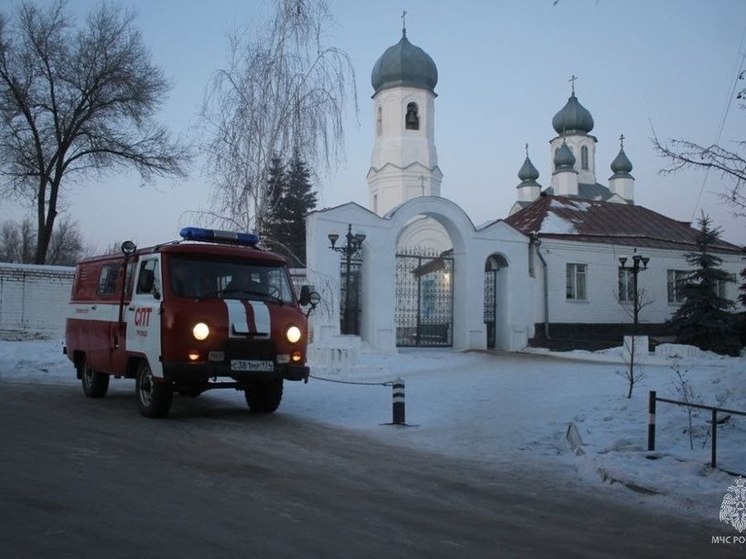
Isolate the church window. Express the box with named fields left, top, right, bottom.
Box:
left=376, top=107, right=382, bottom=136
left=405, top=102, right=419, bottom=130
left=618, top=269, right=634, bottom=302
left=667, top=269, right=689, bottom=304
left=581, top=146, right=589, bottom=170
left=566, top=263, right=587, bottom=300
left=716, top=273, right=736, bottom=300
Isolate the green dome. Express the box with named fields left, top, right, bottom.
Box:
left=554, top=141, right=576, bottom=170
left=552, top=93, right=594, bottom=135
left=611, top=147, right=633, bottom=176
left=518, top=156, right=540, bottom=182
left=371, top=31, right=438, bottom=94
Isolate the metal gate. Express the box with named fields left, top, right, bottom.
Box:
left=395, top=247, right=453, bottom=347
left=484, top=269, right=496, bottom=349
left=339, top=260, right=362, bottom=335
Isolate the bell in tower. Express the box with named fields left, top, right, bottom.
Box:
left=405, top=102, right=420, bottom=130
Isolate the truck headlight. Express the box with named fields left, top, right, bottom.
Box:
left=193, top=322, right=210, bottom=341
left=285, top=325, right=302, bottom=344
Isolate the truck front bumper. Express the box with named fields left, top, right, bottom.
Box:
left=162, top=361, right=310, bottom=383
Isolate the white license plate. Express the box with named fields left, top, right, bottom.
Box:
left=231, top=360, right=274, bottom=372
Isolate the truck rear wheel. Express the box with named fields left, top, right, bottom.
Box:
left=80, top=361, right=109, bottom=398
left=244, top=379, right=283, bottom=413
left=136, top=361, right=173, bottom=418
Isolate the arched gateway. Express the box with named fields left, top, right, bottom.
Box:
left=305, top=197, right=532, bottom=353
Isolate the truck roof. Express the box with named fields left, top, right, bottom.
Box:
left=76, top=241, right=289, bottom=267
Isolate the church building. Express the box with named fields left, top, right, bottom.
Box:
left=306, top=25, right=744, bottom=354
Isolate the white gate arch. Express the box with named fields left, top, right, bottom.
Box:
left=306, top=197, right=532, bottom=353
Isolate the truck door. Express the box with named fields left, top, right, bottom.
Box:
left=126, top=257, right=164, bottom=377
left=110, top=259, right=136, bottom=374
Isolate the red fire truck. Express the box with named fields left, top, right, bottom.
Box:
left=64, top=227, right=318, bottom=418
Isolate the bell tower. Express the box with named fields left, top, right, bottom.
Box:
left=368, top=20, right=442, bottom=216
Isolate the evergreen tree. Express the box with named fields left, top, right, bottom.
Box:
left=258, top=156, right=287, bottom=240
left=283, top=150, right=318, bottom=265
left=667, top=214, right=741, bottom=356
left=258, top=151, right=317, bottom=266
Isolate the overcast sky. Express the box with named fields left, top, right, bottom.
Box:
left=5, top=0, right=746, bottom=249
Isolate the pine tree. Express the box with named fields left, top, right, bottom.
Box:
left=667, top=214, right=741, bottom=356
left=271, top=150, right=317, bottom=266
left=258, top=151, right=317, bottom=266
left=258, top=156, right=287, bottom=246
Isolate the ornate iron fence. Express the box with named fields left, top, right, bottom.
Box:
left=484, top=269, right=496, bottom=349
left=339, top=259, right=362, bottom=335
left=395, top=247, right=453, bottom=347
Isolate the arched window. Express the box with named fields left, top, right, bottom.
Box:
left=581, top=146, right=589, bottom=170
left=376, top=106, right=382, bottom=136
left=405, top=102, right=419, bottom=130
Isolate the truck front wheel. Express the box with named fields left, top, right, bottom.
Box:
left=80, top=360, right=109, bottom=398
left=244, top=379, right=283, bottom=413
left=136, top=361, right=173, bottom=418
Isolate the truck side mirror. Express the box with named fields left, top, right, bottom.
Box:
left=299, top=285, right=320, bottom=314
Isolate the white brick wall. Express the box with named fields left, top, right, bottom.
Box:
left=0, top=263, right=74, bottom=335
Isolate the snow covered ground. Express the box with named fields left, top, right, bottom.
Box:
left=1, top=333, right=744, bottom=527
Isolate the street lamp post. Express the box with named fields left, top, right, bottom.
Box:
left=618, top=253, right=650, bottom=335
left=618, top=252, right=649, bottom=398
left=328, top=224, right=365, bottom=334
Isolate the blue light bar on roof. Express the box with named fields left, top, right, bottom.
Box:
left=179, top=227, right=260, bottom=247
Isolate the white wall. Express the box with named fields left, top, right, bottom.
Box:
left=0, top=263, right=74, bottom=335
left=531, top=238, right=744, bottom=326
left=306, top=197, right=532, bottom=352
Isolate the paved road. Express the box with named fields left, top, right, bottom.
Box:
left=0, top=380, right=742, bottom=558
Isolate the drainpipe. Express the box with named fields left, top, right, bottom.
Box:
left=531, top=234, right=550, bottom=339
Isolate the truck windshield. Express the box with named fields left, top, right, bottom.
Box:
left=169, top=255, right=296, bottom=304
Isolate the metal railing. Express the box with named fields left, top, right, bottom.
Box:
left=648, top=390, right=746, bottom=469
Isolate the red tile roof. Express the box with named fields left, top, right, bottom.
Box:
left=504, top=195, right=743, bottom=254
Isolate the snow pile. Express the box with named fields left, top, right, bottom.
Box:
left=1, top=335, right=744, bottom=522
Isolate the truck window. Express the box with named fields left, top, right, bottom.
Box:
left=97, top=263, right=120, bottom=296
left=169, top=255, right=294, bottom=303
left=136, top=259, right=160, bottom=296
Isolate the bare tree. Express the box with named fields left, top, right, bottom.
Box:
left=654, top=138, right=746, bottom=217
left=200, top=0, right=357, bottom=232
left=0, top=216, right=85, bottom=265
left=0, top=218, right=34, bottom=263
left=653, top=74, right=746, bottom=217
left=614, top=285, right=654, bottom=399
left=45, top=217, right=83, bottom=265
left=0, top=1, right=190, bottom=264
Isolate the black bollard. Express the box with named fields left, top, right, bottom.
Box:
left=392, top=378, right=405, bottom=425
left=648, top=391, right=656, bottom=451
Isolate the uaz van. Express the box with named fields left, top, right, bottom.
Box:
left=64, top=227, right=317, bottom=418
